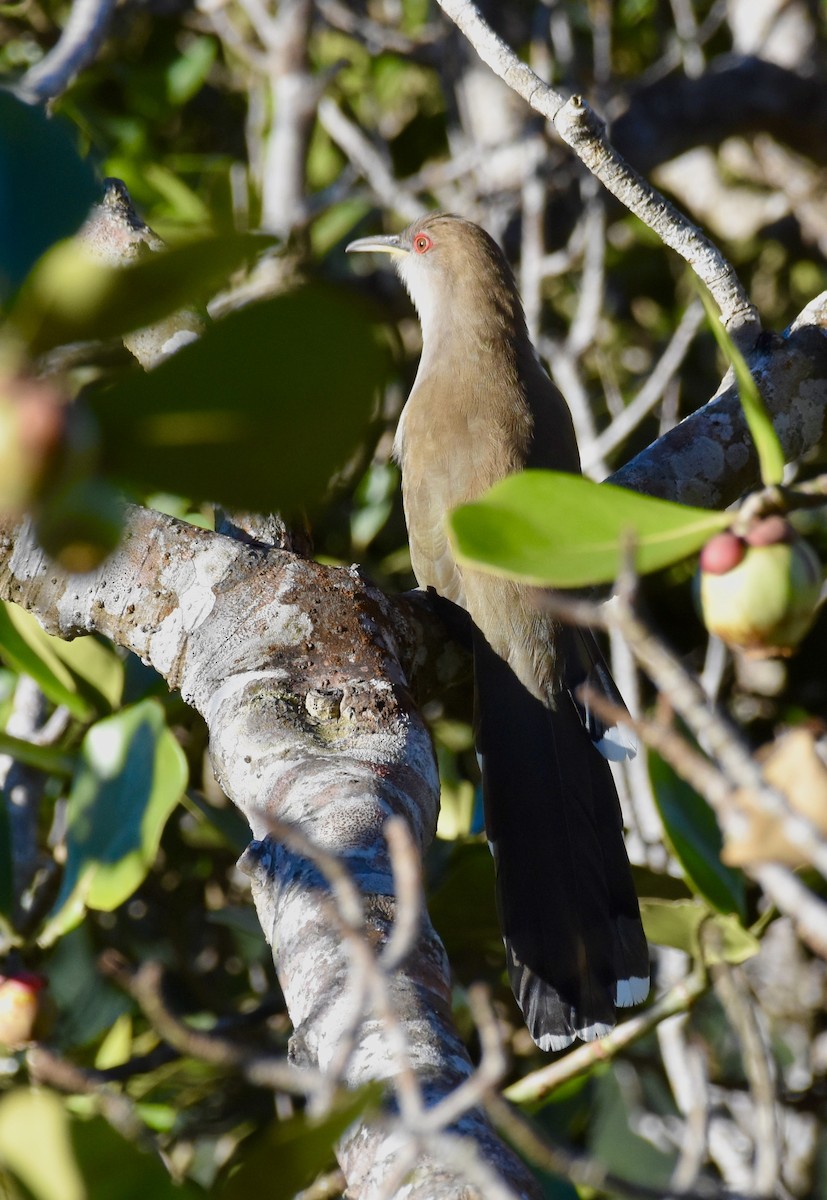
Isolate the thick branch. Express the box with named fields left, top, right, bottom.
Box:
left=0, top=507, right=537, bottom=1199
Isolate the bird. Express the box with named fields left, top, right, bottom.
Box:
left=346, top=213, right=649, bottom=1051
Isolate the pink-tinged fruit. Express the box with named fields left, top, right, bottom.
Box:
left=698, top=525, right=822, bottom=657
left=698, top=531, right=746, bottom=575
left=0, top=971, right=49, bottom=1049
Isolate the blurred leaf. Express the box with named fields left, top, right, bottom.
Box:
left=0, top=731, right=74, bottom=776
left=697, top=286, right=785, bottom=487
left=640, top=897, right=706, bottom=955
left=650, top=753, right=746, bottom=918
left=0, top=93, right=97, bottom=300
left=182, top=789, right=250, bottom=854
left=45, top=924, right=131, bottom=1048
left=0, top=1089, right=85, bottom=1200
left=41, top=699, right=187, bottom=944
left=449, top=471, right=730, bottom=587
left=70, top=1112, right=204, bottom=1199
left=94, top=1013, right=133, bottom=1070
left=88, top=284, right=390, bottom=514
left=429, top=841, right=501, bottom=968
left=221, top=1083, right=382, bottom=1200
left=35, top=477, right=125, bottom=573
left=640, top=898, right=759, bottom=965
left=436, top=778, right=476, bottom=840
left=0, top=602, right=91, bottom=720
left=703, top=913, right=760, bottom=965
left=589, top=1068, right=675, bottom=1188
left=13, top=232, right=271, bottom=354
left=46, top=634, right=125, bottom=712
left=142, top=162, right=212, bottom=225
left=166, top=35, right=217, bottom=105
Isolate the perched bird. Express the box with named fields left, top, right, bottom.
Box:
left=347, top=214, right=649, bottom=1051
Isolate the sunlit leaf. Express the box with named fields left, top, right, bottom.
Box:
left=40, top=700, right=187, bottom=944
left=0, top=1090, right=84, bottom=1200
left=449, top=471, right=730, bottom=587
left=640, top=898, right=759, bottom=964
left=0, top=602, right=90, bottom=720
left=697, top=286, right=785, bottom=487
left=640, top=897, right=706, bottom=956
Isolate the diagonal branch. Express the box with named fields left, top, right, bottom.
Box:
left=434, top=0, right=758, bottom=337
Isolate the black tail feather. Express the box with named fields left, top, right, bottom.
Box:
left=474, top=631, right=649, bottom=1051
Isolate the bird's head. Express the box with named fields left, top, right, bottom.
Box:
left=347, top=213, right=526, bottom=350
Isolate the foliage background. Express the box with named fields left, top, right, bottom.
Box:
left=1, top=1, right=827, bottom=1197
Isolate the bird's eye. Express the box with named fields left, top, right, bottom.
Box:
left=413, top=233, right=432, bottom=254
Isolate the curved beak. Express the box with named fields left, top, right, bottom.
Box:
left=345, top=233, right=408, bottom=256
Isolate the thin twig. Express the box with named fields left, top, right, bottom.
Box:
left=583, top=300, right=705, bottom=470
left=17, top=0, right=117, bottom=102
left=708, top=950, right=779, bottom=1198
left=434, top=0, right=758, bottom=336
left=104, top=958, right=324, bottom=1097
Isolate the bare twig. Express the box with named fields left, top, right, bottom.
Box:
left=17, top=0, right=117, bottom=102
left=708, top=951, right=779, bottom=1197
left=317, top=98, right=424, bottom=222
left=434, top=0, right=758, bottom=336
left=582, top=300, right=705, bottom=470
left=105, top=958, right=325, bottom=1098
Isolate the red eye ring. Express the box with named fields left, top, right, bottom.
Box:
left=413, top=233, right=432, bottom=254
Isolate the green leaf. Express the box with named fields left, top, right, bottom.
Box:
left=0, top=731, right=74, bottom=777
left=88, top=284, right=390, bottom=514
left=0, top=93, right=98, bottom=300
left=45, top=924, right=131, bottom=1047
left=45, top=634, right=125, bottom=712
left=640, top=899, right=759, bottom=965
left=449, top=471, right=730, bottom=587
left=649, top=753, right=746, bottom=918
left=0, top=1089, right=85, bottom=1200
left=0, top=603, right=90, bottom=720
left=697, top=286, right=785, bottom=487
left=166, top=35, right=217, bottom=105
left=13, top=232, right=271, bottom=354
left=221, top=1084, right=382, bottom=1200
left=70, top=1113, right=204, bottom=1199
left=640, top=897, right=706, bottom=955
left=40, top=700, right=187, bottom=944
left=703, top=913, right=760, bottom=966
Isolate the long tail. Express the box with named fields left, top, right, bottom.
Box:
left=474, top=631, right=649, bottom=1051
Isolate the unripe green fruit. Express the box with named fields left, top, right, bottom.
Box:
left=698, top=528, right=822, bottom=657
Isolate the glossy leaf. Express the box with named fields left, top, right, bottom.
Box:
left=0, top=602, right=90, bottom=720
left=0, top=93, right=97, bottom=300
left=41, top=700, right=187, bottom=944
left=88, top=284, right=390, bottom=514
left=649, top=753, right=746, bottom=918
left=697, top=287, right=785, bottom=487
left=450, top=471, right=730, bottom=587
